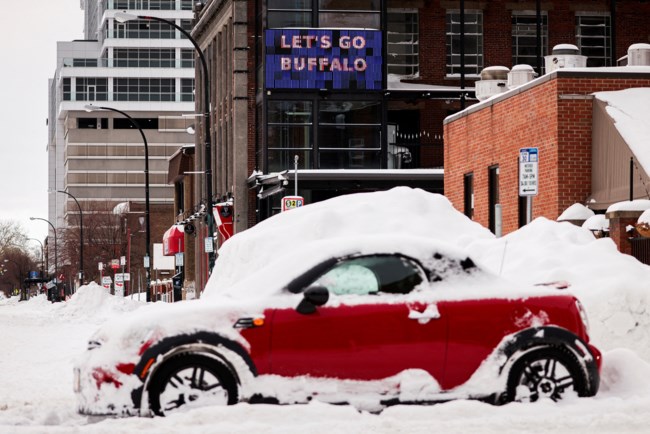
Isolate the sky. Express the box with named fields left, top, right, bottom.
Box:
left=0, top=1, right=84, bottom=241
left=2, top=188, right=650, bottom=431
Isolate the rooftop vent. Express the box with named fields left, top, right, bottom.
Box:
left=544, top=44, right=587, bottom=73
left=627, top=43, right=650, bottom=66
left=475, top=66, right=509, bottom=101
left=507, top=64, right=536, bottom=89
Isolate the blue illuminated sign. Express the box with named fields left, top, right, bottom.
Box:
left=265, top=29, right=383, bottom=90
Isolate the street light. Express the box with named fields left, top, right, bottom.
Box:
left=29, top=217, right=58, bottom=302
left=84, top=104, right=151, bottom=302
left=115, top=11, right=216, bottom=272
left=57, top=190, right=84, bottom=286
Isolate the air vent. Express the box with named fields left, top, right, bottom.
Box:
left=544, top=44, right=587, bottom=73
left=627, top=43, right=650, bottom=66
left=475, top=66, right=510, bottom=101
left=507, top=64, right=536, bottom=89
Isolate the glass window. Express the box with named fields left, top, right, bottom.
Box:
left=181, top=78, right=195, bottom=102
left=318, top=101, right=381, bottom=169
left=576, top=13, right=612, bottom=67
left=312, top=255, right=424, bottom=296
left=116, top=20, right=175, bottom=39
left=63, top=78, right=71, bottom=101
left=446, top=10, right=483, bottom=76
left=268, top=0, right=312, bottom=28
left=464, top=172, right=474, bottom=219
left=512, top=12, right=547, bottom=72
left=387, top=9, right=419, bottom=76
left=114, top=78, right=175, bottom=101
left=114, top=48, right=175, bottom=67
left=181, top=49, right=195, bottom=68
left=267, top=101, right=313, bottom=172
left=75, top=78, right=108, bottom=101
left=113, top=118, right=159, bottom=129
left=319, top=0, right=380, bottom=28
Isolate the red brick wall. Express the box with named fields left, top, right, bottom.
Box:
left=445, top=75, right=650, bottom=235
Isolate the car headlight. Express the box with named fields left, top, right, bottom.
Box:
left=575, top=299, right=590, bottom=335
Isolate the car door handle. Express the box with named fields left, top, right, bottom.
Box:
left=408, top=305, right=441, bottom=324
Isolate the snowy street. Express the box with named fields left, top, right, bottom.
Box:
left=1, top=294, right=650, bottom=433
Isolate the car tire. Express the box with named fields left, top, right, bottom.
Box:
left=148, top=353, right=238, bottom=416
left=506, top=346, right=588, bottom=403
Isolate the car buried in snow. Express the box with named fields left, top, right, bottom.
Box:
left=73, top=236, right=601, bottom=416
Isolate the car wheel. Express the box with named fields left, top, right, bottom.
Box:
left=506, top=347, right=588, bottom=403
left=148, top=353, right=238, bottom=416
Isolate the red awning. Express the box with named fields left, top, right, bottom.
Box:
left=163, top=225, right=184, bottom=256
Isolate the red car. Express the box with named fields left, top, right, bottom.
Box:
left=74, top=238, right=601, bottom=416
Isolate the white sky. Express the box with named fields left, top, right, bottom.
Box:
left=0, top=1, right=84, bottom=241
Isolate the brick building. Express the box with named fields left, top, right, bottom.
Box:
left=444, top=67, right=650, bottom=238
left=173, top=0, right=650, bottom=292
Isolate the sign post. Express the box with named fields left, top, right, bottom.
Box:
left=519, top=147, right=539, bottom=224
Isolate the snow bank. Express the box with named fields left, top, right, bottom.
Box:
left=557, top=203, right=594, bottom=221
left=469, top=218, right=650, bottom=360
left=3, top=283, right=147, bottom=325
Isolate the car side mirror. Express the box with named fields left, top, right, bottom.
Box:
left=296, top=285, right=329, bottom=315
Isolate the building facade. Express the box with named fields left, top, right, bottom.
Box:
left=181, top=0, right=650, bottom=292
left=445, top=69, right=650, bottom=237
left=48, top=0, right=196, bottom=289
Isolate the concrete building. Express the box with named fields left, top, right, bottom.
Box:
left=48, top=0, right=196, bottom=290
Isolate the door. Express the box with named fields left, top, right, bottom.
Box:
left=269, top=255, right=448, bottom=383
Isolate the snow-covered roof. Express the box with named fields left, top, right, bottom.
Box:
left=606, top=199, right=650, bottom=213
left=594, top=88, right=650, bottom=176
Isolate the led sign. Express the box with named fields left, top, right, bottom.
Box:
left=265, top=29, right=382, bottom=90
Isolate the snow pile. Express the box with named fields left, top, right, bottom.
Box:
left=55, top=282, right=146, bottom=323
left=205, top=187, right=493, bottom=297
left=557, top=203, right=594, bottom=221
left=582, top=214, right=609, bottom=231
left=469, top=218, right=650, bottom=360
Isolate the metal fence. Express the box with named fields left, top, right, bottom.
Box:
left=630, top=237, right=650, bottom=265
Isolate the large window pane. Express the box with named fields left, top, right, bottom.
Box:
left=446, top=10, right=483, bottom=76
left=268, top=150, right=312, bottom=172
left=576, top=14, right=611, bottom=67
left=267, top=100, right=313, bottom=171
left=319, top=0, right=380, bottom=10
left=512, top=12, right=547, bottom=71
left=319, top=12, right=380, bottom=29
left=388, top=10, right=419, bottom=76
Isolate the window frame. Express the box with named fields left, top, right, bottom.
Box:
left=445, top=9, right=484, bottom=77
left=575, top=12, right=612, bottom=67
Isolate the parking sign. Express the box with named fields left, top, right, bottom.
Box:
left=519, top=148, right=539, bottom=196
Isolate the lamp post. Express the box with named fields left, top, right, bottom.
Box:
left=115, top=11, right=216, bottom=273
left=29, top=217, right=58, bottom=302
left=27, top=238, right=45, bottom=279
left=85, top=104, right=152, bottom=302
left=57, top=190, right=84, bottom=287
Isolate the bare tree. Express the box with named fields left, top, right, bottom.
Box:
left=0, top=220, right=38, bottom=297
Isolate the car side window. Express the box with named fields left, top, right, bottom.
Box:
left=312, top=255, right=424, bottom=296
left=314, top=263, right=379, bottom=295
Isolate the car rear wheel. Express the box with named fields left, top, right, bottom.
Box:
left=148, top=353, right=238, bottom=416
left=506, top=347, right=588, bottom=403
